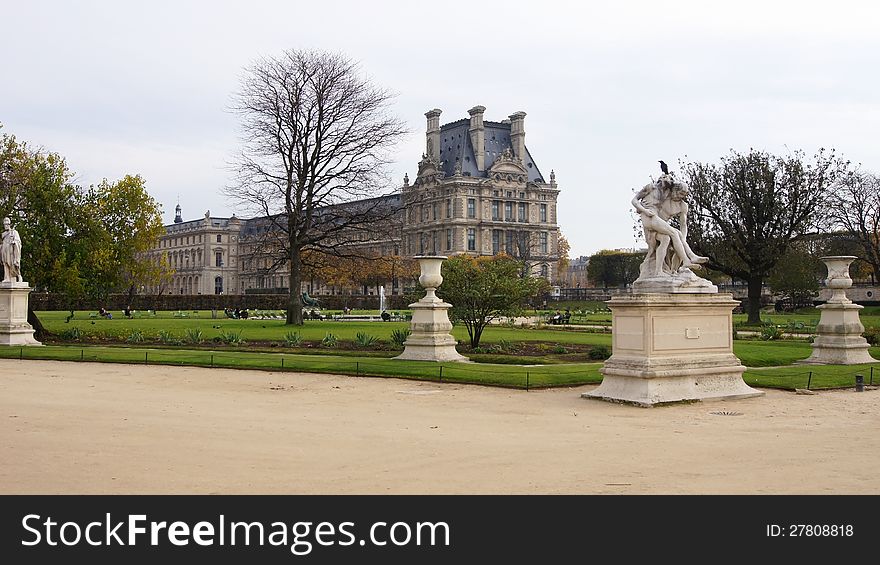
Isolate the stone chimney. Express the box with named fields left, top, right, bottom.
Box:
left=468, top=105, right=486, bottom=171
left=425, top=109, right=442, bottom=161
left=509, top=111, right=526, bottom=162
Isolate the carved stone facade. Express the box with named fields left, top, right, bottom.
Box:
left=145, top=106, right=560, bottom=295
left=143, top=206, right=244, bottom=295
left=402, top=106, right=560, bottom=280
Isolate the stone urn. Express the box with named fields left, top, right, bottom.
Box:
left=799, top=255, right=876, bottom=364
left=821, top=256, right=857, bottom=304
left=393, top=255, right=466, bottom=362
left=416, top=255, right=446, bottom=303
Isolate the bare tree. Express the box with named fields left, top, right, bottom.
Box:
left=828, top=170, right=880, bottom=282
left=226, top=49, right=407, bottom=325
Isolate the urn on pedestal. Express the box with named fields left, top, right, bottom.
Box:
left=393, top=256, right=467, bottom=362
left=800, top=256, right=876, bottom=365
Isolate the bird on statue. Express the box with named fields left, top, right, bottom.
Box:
left=658, top=160, right=669, bottom=175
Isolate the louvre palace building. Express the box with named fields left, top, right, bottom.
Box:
left=145, top=106, right=561, bottom=296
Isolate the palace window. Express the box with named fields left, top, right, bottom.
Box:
left=540, top=204, right=547, bottom=223
left=518, top=202, right=527, bottom=222
left=467, top=198, right=476, bottom=219
left=492, top=200, right=500, bottom=220
left=504, top=202, right=513, bottom=221
left=540, top=232, right=548, bottom=254
left=467, top=228, right=476, bottom=251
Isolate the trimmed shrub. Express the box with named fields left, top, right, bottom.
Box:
left=588, top=345, right=611, bottom=360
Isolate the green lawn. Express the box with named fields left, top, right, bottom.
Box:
left=21, top=309, right=880, bottom=390
left=37, top=310, right=614, bottom=346
left=0, top=345, right=601, bottom=389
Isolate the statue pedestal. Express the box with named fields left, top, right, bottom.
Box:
left=583, top=293, right=761, bottom=407
left=0, top=282, right=42, bottom=346
left=394, top=297, right=467, bottom=362
left=798, top=256, right=876, bottom=365
left=394, top=256, right=467, bottom=362
left=799, top=302, right=875, bottom=365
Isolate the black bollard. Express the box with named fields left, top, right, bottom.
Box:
left=855, top=374, right=864, bottom=392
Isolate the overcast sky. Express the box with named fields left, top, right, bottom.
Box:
left=3, top=0, right=879, bottom=258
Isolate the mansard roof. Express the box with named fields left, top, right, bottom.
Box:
left=239, top=193, right=403, bottom=237
left=437, top=120, right=545, bottom=182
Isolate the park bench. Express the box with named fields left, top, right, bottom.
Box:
left=547, top=313, right=571, bottom=325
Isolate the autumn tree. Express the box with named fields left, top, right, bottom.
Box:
left=438, top=254, right=547, bottom=348
left=682, top=148, right=849, bottom=323
left=0, top=128, right=166, bottom=333
left=828, top=170, right=880, bottom=282
left=86, top=175, right=167, bottom=303
left=0, top=130, right=94, bottom=335
left=556, top=233, right=571, bottom=283
left=226, top=49, right=407, bottom=325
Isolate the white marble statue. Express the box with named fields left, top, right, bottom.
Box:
left=1, top=217, right=23, bottom=284
left=631, top=174, right=715, bottom=292
left=379, top=285, right=386, bottom=313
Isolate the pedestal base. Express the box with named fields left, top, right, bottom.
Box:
left=799, top=302, right=876, bottom=365
left=393, top=298, right=467, bottom=362
left=583, top=293, right=761, bottom=407
left=0, top=283, right=42, bottom=346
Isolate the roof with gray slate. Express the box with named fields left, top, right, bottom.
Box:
left=437, top=120, right=545, bottom=182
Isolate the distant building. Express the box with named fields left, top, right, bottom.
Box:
left=144, top=207, right=243, bottom=295
left=144, top=106, right=561, bottom=295
left=560, top=255, right=591, bottom=288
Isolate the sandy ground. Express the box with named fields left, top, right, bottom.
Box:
left=1, top=358, right=879, bottom=494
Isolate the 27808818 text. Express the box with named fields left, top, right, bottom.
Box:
left=766, top=524, right=854, bottom=537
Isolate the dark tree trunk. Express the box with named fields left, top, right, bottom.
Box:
left=747, top=275, right=764, bottom=324
left=27, top=304, right=47, bottom=340
left=471, top=324, right=485, bottom=349
left=287, top=246, right=304, bottom=325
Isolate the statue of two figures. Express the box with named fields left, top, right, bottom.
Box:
left=631, top=173, right=716, bottom=293
left=1, top=217, right=24, bottom=285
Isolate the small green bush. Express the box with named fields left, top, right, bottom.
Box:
left=218, top=329, right=245, bottom=345
left=284, top=331, right=303, bottom=347
left=390, top=328, right=411, bottom=348
left=760, top=325, right=783, bottom=341
left=552, top=345, right=568, bottom=354
left=185, top=328, right=203, bottom=345
left=355, top=332, right=378, bottom=347
left=863, top=327, right=880, bottom=346
left=588, top=345, right=611, bottom=360
left=321, top=332, right=338, bottom=348
left=58, top=327, right=84, bottom=341
left=158, top=329, right=180, bottom=345
left=125, top=330, right=145, bottom=344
